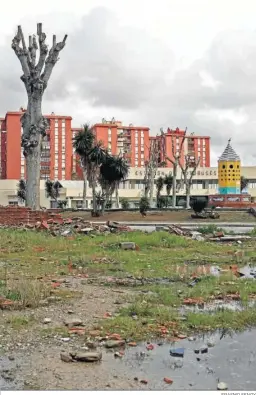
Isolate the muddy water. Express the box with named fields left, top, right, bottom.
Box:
left=0, top=356, right=24, bottom=390
left=106, top=329, right=256, bottom=390
left=1, top=330, right=256, bottom=390
left=180, top=300, right=256, bottom=314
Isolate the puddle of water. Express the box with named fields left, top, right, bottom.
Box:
left=180, top=300, right=256, bottom=314
left=0, top=356, right=24, bottom=390
left=105, top=329, right=256, bottom=390
left=237, top=266, right=256, bottom=279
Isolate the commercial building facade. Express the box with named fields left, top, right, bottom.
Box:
left=1, top=166, right=256, bottom=208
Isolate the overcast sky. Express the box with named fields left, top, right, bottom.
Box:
left=1, top=0, right=256, bottom=165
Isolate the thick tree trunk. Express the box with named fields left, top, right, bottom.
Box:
left=82, top=169, right=87, bottom=209
left=12, top=23, right=67, bottom=210
left=26, top=144, right=41, bottom=209
left=172, top=164, right=177, bottom=208
left=22, top=97, right=45, bottom=210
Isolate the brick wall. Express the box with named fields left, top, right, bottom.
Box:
left=0, top=206, right=63, bottom=226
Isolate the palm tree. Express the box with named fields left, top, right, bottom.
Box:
left=72, top=124, right=95, bottom=208
left=87, top=142, right=107, bottom=214
left=45, top=180, right=62, bottom=205
left=241, top=176, right=249, bottom=192
left=100, top=155, right=129, bottom=210
left=164, top=174, right=173, bottom=205
left=17, top=179, right=26, bottom=204
left=155, top=176, right=164, bottom=206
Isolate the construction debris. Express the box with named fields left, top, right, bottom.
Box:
left=0, top=217, right=132, bottom=237
left=208, top=235, right=252, bottom=242
left=168, top=225, right=191, bottom=237
left=165, top=225, right=252, bottom=244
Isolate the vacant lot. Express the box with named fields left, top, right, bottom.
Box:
left=61, top=209, right=256, bottom=223
left=0, top=229, right=256, bottom=389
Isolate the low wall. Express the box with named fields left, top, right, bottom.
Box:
left=0, top=206, right=63, bottom=226
left=208, top=194, right=256, bottom=209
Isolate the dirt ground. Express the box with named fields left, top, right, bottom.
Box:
left=61, top=210, right=256, bottom=223
left=0, top=279, right=136, bottom=390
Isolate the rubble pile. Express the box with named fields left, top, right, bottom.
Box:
left=168, top=225, right=252, bottom=243
left=0, top=217, right=132, bottom=236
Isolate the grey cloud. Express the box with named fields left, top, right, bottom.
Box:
left=1, top=10, right=256, bottom=165
left=47, top=7, right=174, bottom=109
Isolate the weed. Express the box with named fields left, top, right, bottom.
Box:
left=197, top=224, right=224, bottom=235
left=6, top=315, right=34, bottom=329
left=5, top=278, right=51, bottom=308
left=40, top=326, right=69, bottom=338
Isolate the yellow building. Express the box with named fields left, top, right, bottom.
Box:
left=218, top=139, right=241, bottom=194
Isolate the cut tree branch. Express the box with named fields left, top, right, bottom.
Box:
left=36, top=23, right=48, bottom=75
left=42, top=34, right=68, bottom=83
left=12, top=26, right=30, bottom=78
left=28, top=35, right=38, bottom=67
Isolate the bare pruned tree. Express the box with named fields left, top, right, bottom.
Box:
left=12, top=23, right=67, bottom=209
left=179, top=155, right=200, bottom=209
left=165, top=128, right=186, bottom=207
left=143, top=138, right=160, bottom=207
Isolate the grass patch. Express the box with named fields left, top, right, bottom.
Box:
left=5, top=315, right=35, bottom=329
left=4, top=278, right=51, bottom=308
left=185, top=308, right=256, bottom=331
left=1, top=229, right=256, bottom=339
left=40, top=326, right=70, bottom=338
left=100, top=305, right=256, bottom=339
left=197, top=224, right=224, bottom=234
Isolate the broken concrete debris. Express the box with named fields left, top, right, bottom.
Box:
left=0, top=215, right=132, bottom=236
left=168, top=225, right=252, bottom=243
left=60, top=351, right=102, bottom=363
left=169, top=347, right=185, bottom=358
left=120, top=242, right=136, bottom=250
left=217, top=382, right=228, bottom=390
left=105, top=340, right=126, bottom=348
left=236, top=266, right=256, bottom=279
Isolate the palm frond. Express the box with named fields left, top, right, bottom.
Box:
left=17, top=179, right=26, bottom=203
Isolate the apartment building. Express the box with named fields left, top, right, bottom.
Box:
left=155, top=127, right=210, bottom=168
left=0, top=109, right=211, bottom=183
left=0, top=109, right=73, bottom=180
left=71, top=127, right=83, bottom=179
left=71, top=119, right=151, bottom=180
left=92, top=118, right=150, bottom=167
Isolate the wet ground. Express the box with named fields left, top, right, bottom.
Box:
left=180, top=299, right=256, bottom=314
left=1, top=329, right=256, bottom=390
left=0, top=356, right=24, bottom=390
left=106, top=329, right=256, bottom=390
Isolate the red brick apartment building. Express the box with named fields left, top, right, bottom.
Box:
left=72, top=118, right=151, bottom=179
left=92, top=118, right=150, bottom=167
left=154, top=127, right=210, bottom=168
left=0, top=111, right=211, bottom=181
left=0, top=108, right=73, bottom=180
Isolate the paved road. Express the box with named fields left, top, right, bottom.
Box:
left=93, top=221, right=255, bottom=227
